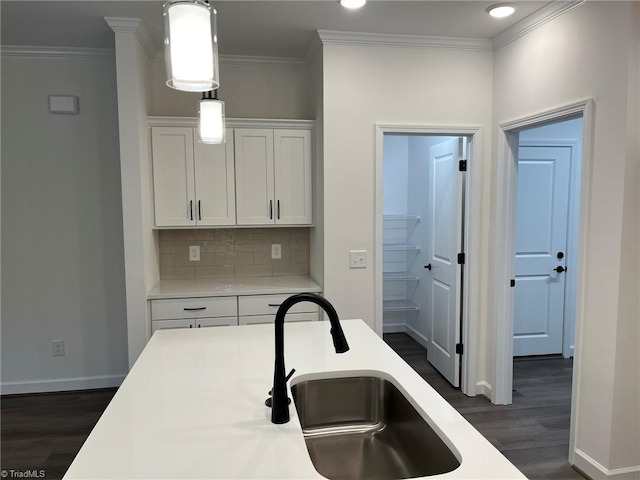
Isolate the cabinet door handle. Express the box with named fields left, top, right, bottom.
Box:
left=268, top=303, right=282, bottom=307
left=198, top=200, right=202, bottom=221
left=277, top=200, right=280, bottom=220
left=184, top=307, right=207, bottom=311
left=189, top=200, right=193, bottom=221
left=269, top=200, right=273, bottom=220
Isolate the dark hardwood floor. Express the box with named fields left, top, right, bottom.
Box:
left=1, top=334, right=582, bottom=479
left=1, top=388, right=117, bottom=479
left=384, top=333, right=584, bottom=480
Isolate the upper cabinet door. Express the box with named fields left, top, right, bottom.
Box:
left=151, top=127, right=196, bottom=227
left=194, top=128, right=236, bottom=226
left=234, top=129, right=275, bottom=225
left=274, top=130, right=312, bottom=225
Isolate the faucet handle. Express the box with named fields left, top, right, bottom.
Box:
left=285, top=368, right=296, bottom=383
left=265, top=368, right=296, bottom=407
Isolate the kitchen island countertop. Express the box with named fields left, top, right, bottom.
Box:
left=64, top=320, right=525, bottom=479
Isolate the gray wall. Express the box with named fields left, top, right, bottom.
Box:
left=1, top=54, right=128, bottom=392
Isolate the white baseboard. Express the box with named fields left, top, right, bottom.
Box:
left=1, top=374, right=126, bottom=395
left=405, top=325, right=429, bottom=349
left=574, top=448, right=640, bottom=479
left=383, top=323, right=406, bottom=334
left=476, top=380, right=493, bottom=400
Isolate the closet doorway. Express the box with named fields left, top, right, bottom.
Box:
left=380, top=133, right=468, bottom=388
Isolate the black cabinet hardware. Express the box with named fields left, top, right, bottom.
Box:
left=184, top=307, right=207, bottom=311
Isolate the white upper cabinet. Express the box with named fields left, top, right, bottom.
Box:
left=151, top=127, right=235, bottom=227
left=149, top=118, right=314, bottom=228
left=234, top=129, right=275, bottom=225
left=194, top=132, right=236, bottom=226
left=235, top=128, right=312, bottom=226
left=274, top=130, right=312, bottom=225
left=151, top=127, right=196, bottom=227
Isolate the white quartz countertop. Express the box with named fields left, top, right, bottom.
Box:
left=64, top=320, right=525, bottom=479
left=147, top=275, right=322, bottom=299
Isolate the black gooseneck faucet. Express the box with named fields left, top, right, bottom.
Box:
left=270, top=293, right=349, bottom=424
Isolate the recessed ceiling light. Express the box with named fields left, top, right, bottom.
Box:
left=486, top=4, right=517, bottom=18
left=340, top=0, right=366, bottom=9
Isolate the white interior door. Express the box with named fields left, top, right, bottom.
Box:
left=426, top=138, right=463, bottom=387
left=514, top=146, right=571, bottom=356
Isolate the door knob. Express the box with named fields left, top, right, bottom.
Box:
left=553, top=266, right=566, bottom=273
left=424, top=263, right=432, bottom=270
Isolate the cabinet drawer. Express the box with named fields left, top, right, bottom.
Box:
left=151, top=297, right=237, bottom=320
left=238, top=294, right=319, bottom=317
left=196, top=317, right=238, bottom=328
left=238, top=312, right=319, bottom=325
left=151, top=318, right=195, bottom=333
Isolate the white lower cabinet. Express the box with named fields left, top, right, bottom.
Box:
left=149, top=292, right=320, bottom=336
left=150, top=296, right=238, bottom=334
left=239, top=312, right=319, bottom=325
left=150, top=317, right=238, bottom=333
left=238, top=294, right=319, bottom=325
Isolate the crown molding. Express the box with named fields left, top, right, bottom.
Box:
left=492, top=0, right=586, bottom=50
left=153, top=51, right=306, bottom=68
left=0, top=45, right=114, bottom=59
left=219, top=55, right=306, bottom=68
left=104, top=17, right=156, bottom=60
left=147, top=116, right=315, bottom=129
left=317, top=30, right=493, bottom=53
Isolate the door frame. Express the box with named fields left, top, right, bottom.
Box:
left=518, top=139, right=581, bottom=358
left=491, top=99, right=594, bottom=463
left=374, top=124, right=483, bottom=396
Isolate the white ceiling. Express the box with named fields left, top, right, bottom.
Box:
left=1, top=1, right=551, bottom=58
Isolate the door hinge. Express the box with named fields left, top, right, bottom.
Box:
left=459, top=159, right=467, bottom=172
left=510, top=279, right=516, bottom=287
left=457, top=253, right=465, bottom=265
left=456, top=343, right=464, bottom=355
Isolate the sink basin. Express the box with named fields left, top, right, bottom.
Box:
left=291, top=375, right=460, bottom=480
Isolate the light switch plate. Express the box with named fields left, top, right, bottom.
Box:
left=189, top=245, right=200, bottom=262
left=271, top=244, right=282, bottom=259
left=349, top=250, right=367, bottom=269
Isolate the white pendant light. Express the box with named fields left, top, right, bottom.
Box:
left=340, top=0, right=366, bottom=9
left=198, top=91, right=225, bottom=144
left=163, top=0, right=219, bottom=92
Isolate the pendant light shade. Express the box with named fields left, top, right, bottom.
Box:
left=198, top=91, right=225, bottom=144
left=163, top=0, right=219, bottom=92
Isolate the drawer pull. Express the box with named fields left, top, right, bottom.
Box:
left=184, top=307, right=207, bottom=311
left=268, top=303, right=282, bottom=307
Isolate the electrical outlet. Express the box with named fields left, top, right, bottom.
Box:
left=271, top=244, right=282, bottom=260
left=349, top=250, right=368, bottom=269
left=52, top=340, right=65, bottom=357
left=189, top=245, right=200, bottom=262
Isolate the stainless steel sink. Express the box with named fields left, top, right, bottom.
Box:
left=291, top=375, right=460, bottom=480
